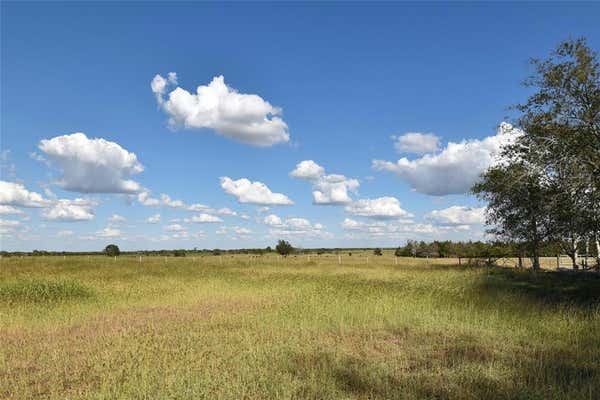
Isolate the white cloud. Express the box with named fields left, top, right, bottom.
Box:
left=263, top=214, right=283, bottom=226
left=290, top=160, right=359, bottom=205
left=57, top=230, right=74, bottom=237
left=42, top=199, right=95, bottom=221
left=263, top=213, right=326, bottom=237
left=145, top=213, right=161, bottom=224
left=152, top=74, right=289, bottom=147
left=215, top=207, right=237, bottom=216
left=151, top=74, right=168, bottom=98
left=39, top=133, right=144, bottom=194
left=0, top=181, right=50, bottom=208
left=109, top=214, right=126, bottom=222
left=341, top=218, right=443, bottom=239
left=0, top=205, right=25, bottom=215
left=220, top=177, right=293, bottom=205
left=0, top=219, right=21, bottom=227
left=345, top=197, right=412, bottom=219
left=160, top=193, right=185, bottom=209
left=167, top=72, right=178, bottom=85
left=0, top=150, right=9, bottom=161
left=137, top=190, right=160, bottom=206
left=426, top=206, right=485, bottom=225
left=188, top=203, right=210, bottom=212
left=232, top=226, right=252, bottom=235
left=96, top=226, right=121, bottom=238
left=164, top=224, right=185, bottom=232
left=393, top=132, right=440, bottom=154
left=189, top=213, right=222, bottom=223
left=289, top=160, right=325, bottom=180
left=373, top=122, right=521, bottom=195
left=217, top=225, right=253, bottom=237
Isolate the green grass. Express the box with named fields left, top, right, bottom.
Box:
left=0, top=279, right=94, bottom=304
left=1, top=254, right=599, bottom=399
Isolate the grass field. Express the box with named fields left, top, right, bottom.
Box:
left=1, top=254, right=599, bottom=399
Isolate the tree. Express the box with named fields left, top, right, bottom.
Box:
left=104, top=244, right=120, bottom=257
left=516, top=38, right=600, bottom=268
left=373, top=248, right=382, bottom=256
left=473, top=161, right=551, bottom=270
left=474, top=38, right=600, bottom=270
left=394, top=246, right=406, bottom=257
left=275, top=240, right=294, bottom=256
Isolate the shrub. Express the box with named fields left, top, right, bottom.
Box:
left=173, top=249, right=186, bottom=257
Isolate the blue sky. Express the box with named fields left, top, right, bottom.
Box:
left=1, top=2, right=599, bottom=251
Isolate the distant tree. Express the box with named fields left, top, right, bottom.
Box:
left=373, top=248, right=382, bottom=256
left=212, top=249, right=222, bottom=256
left=275, top=240, right=294, bottom=256
left=265, top=246, right=272, bottom=253
left=173, top=249, right=186, bottom=257
left=104, top=244, right=120, bottom=257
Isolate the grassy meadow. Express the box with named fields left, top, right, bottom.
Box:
left=1, top=253, right=599, bottom=399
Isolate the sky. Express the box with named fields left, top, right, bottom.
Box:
left=1, top=2, right=599, bottom=251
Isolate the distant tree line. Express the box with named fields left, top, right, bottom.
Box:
left=473, top=38, right=600, bottom=270
left=392, top=239, right=599, bottom=261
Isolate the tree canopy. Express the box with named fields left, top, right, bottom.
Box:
left=474, top=38, right=600, bottom=270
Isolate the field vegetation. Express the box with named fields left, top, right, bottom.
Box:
left=1, top=254, right=599, bottom=399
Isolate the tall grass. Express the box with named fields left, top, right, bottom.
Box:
left=0, top=279, right=94, bottom=304
left=0, top=255, right=598, bottom=399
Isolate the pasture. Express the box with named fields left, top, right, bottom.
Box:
left=1, top=254, right=599, bottom=399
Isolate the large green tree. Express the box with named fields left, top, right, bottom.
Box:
left=517, top=38, right=600, bottom=267
left=473, top=159, right=551, bottom=270
left=475, top=38, right=600, bottom=269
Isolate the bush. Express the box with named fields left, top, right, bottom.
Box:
left=374, top=248, right=383, bottom=256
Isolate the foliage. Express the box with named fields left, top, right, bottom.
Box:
left=473, top=38, right=600, bottom=270
left=103, top=244, right=120, bottom=257
left=275, top=240, right=294, bottom=256
left=373, top=248, right=382, bottom=256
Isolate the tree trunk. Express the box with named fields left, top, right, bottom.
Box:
left=567, top=234, right=579, bottom=270
left=595, top=236, right=600, bottom=270
left=584, top=239, right=589, bottom=269
left=532, top=255, right=540, bottom=271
